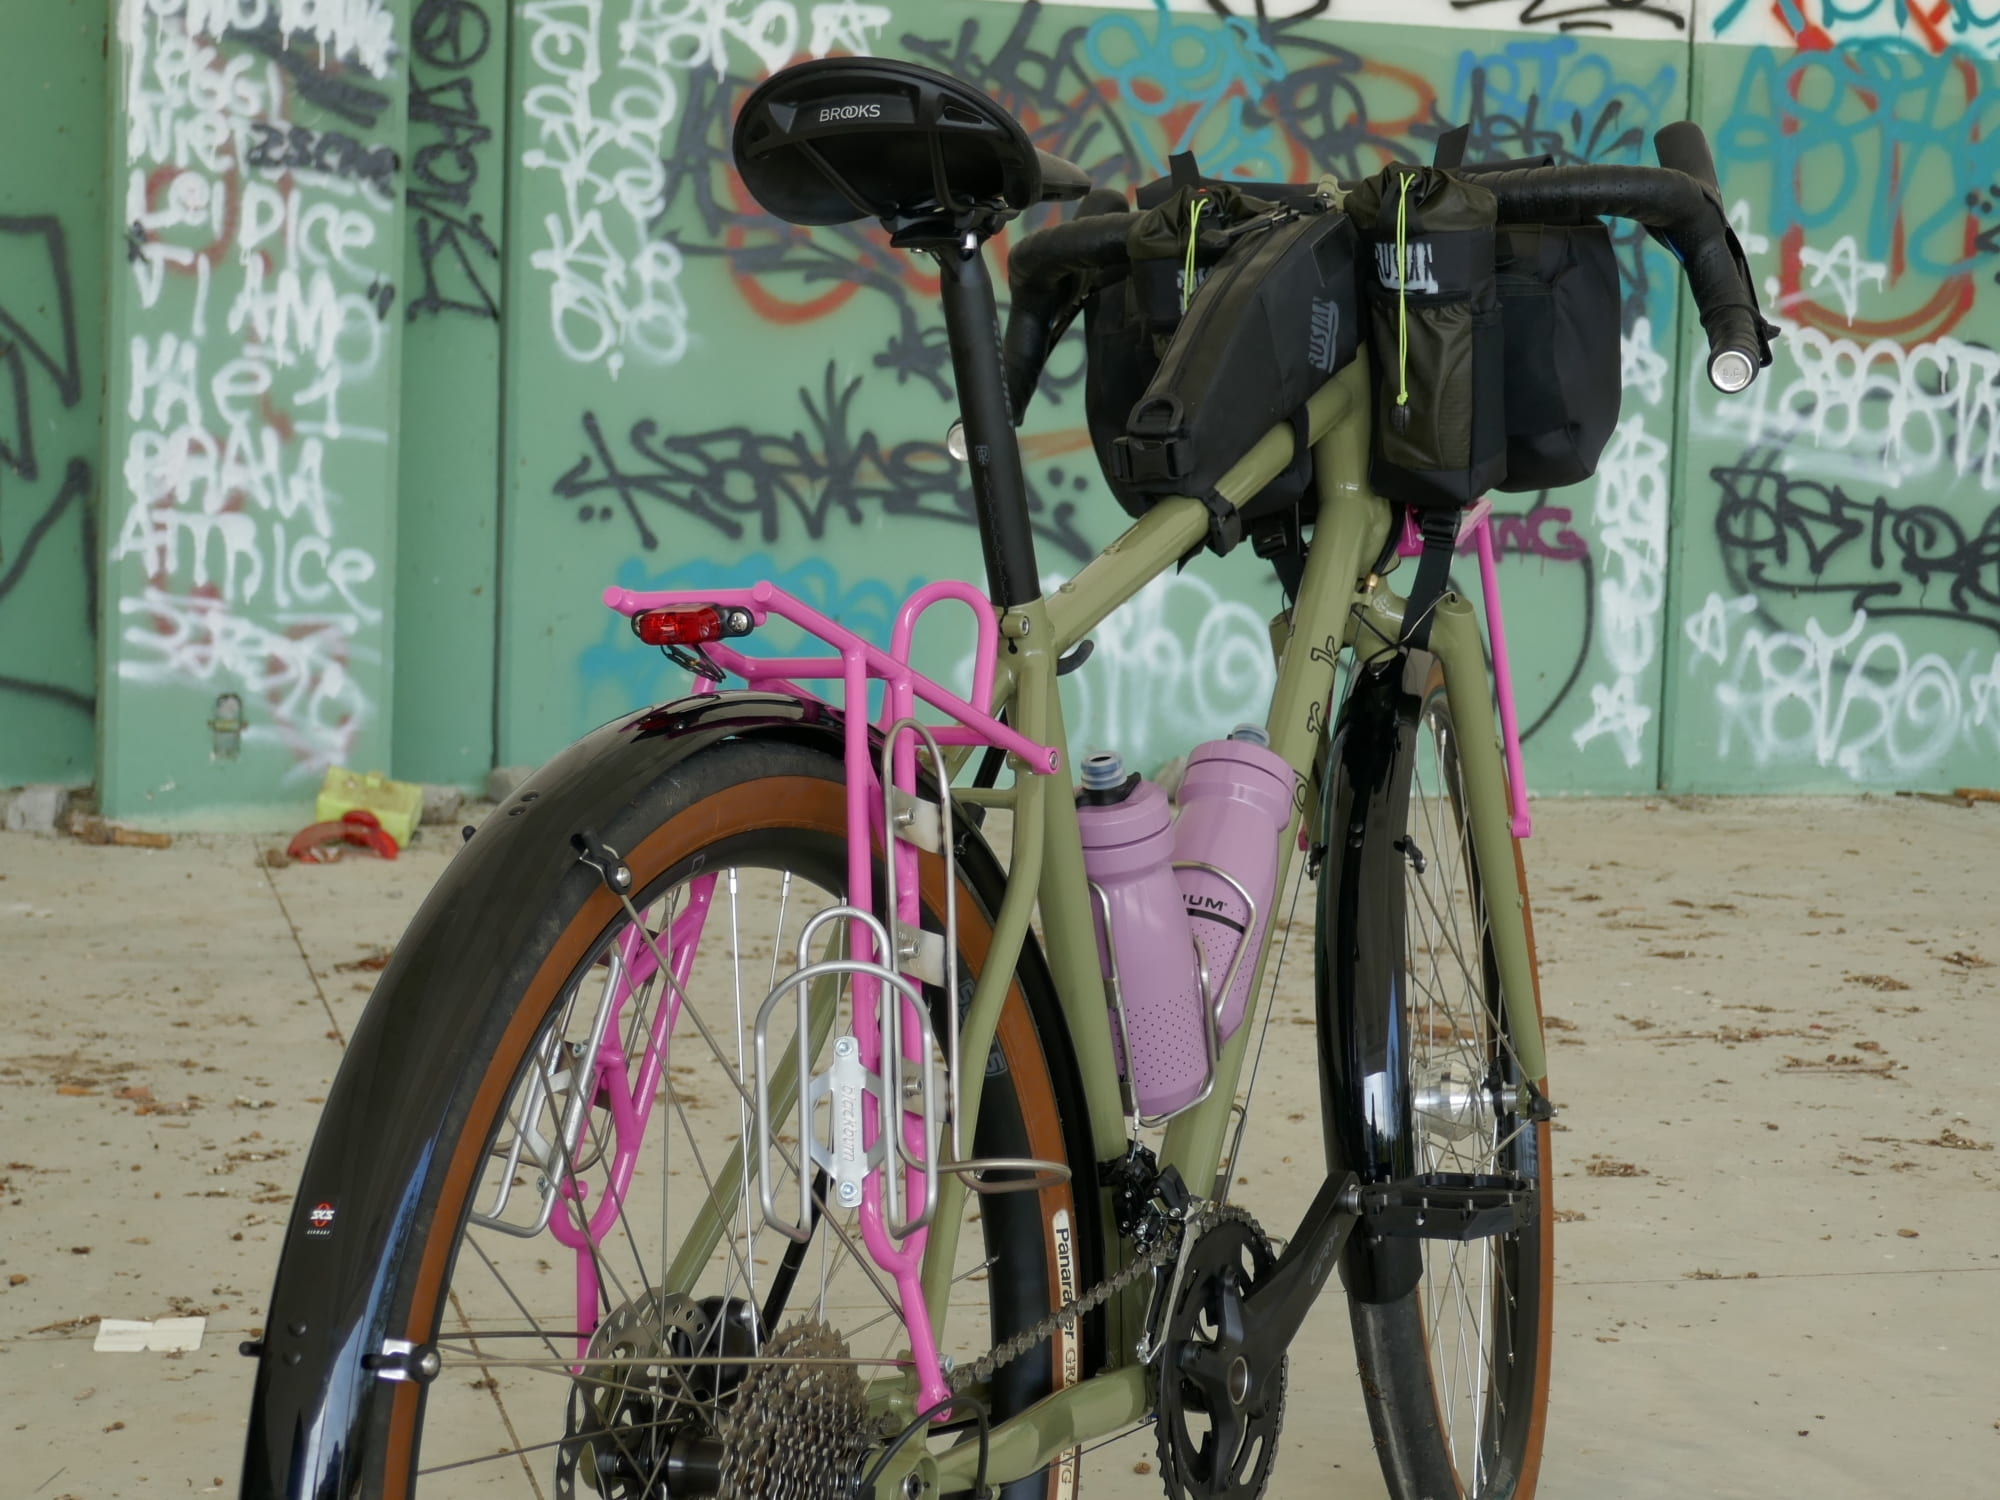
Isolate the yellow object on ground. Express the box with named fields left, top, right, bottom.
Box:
left=315, top=768, right=423, bottom=848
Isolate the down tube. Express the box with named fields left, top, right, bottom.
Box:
left=1423, top=594, right=1548, bottom=1084
left=1155, top=408, right=1391, bottom=1200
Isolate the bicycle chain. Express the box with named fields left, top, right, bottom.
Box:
left=947, top=1202, right=1224, bottom=1393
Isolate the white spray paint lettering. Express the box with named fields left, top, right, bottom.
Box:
left=1687, top=593, right=2000, bottom=779
left=520, top=0, right=887, bottom=375
left=1709, top=327, right=2000, bottom=490
left=113, top=0, right=394, bottom=776
left=1572, top=414, right=1668, bottom=768
left=1055, top=569, right=1276, bottom=774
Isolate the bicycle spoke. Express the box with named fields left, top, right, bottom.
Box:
left=1397, top=694, right=1539, bottom=1498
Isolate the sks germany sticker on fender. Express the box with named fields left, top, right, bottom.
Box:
left=305, top=1200, right=337, bottom=1238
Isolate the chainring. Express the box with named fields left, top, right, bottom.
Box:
left=557, top=1290, right=708, bottom=1499
left=1154, top=1208, right=1286, bottom=1500
left=714, top=1319, right=874, bottom=1500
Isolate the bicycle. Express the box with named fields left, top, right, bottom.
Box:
left=240, top=54, right=1772, bottom=1500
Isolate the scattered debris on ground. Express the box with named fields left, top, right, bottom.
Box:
left=1781, top=1053, right=1901, bottom=1076
left=3, top=783, right=72, bottom=833
left=93, top=1317, right=206, bottom=1353
left=68, top=814, right=171, bottom=849
left=1584, top=1157, right=1648, bottom=1177
left=285, top=809, right=400, bottom=864
left=1864, top=1127, right=1993, bottom=1152
left=419, top=782, right=464, bottom=825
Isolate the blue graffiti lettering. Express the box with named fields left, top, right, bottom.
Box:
left=1083, top=0, right=1288, bottom=179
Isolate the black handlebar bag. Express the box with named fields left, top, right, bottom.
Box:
left=1347, top=165, right=1506, bottom=509
left=1489, top=219, right=1622, bottom=491
left=1106, top=199, right=1360, bottom=554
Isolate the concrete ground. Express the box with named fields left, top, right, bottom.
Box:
left=1, top=795, right=1995, bottom=1497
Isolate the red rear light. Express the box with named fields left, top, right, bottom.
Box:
left=632, top=606, right=723, bottom=647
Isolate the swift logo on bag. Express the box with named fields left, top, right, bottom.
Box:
left=1373, top=240, right=1438, bottom=294
left=1308, top=297, right=1341, bottom=372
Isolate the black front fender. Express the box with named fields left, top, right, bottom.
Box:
left=1314, top=659, right=1426, bottom=1305
left=240, top=692, right=871, bottom=1499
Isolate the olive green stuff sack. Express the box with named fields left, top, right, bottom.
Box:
left=1347, top=165, right=1506, bottom=509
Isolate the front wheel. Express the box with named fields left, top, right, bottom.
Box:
left=1321, top=661, right=1553, bottom=1499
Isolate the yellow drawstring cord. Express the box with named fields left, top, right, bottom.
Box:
left=1181, top=192, right=1209, bottom=315
left=1395, top=171, right=1413, bottom=425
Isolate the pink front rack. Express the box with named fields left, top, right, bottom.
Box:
left=603, top=578, right=1057, bottom=1413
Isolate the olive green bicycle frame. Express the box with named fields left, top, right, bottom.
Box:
left=872, top=354, right=1547, bottom=1495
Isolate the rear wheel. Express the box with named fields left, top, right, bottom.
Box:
left=1332, top=666, right=1553, bottom=1499
left=360, top=742, right=1094, bottom=1498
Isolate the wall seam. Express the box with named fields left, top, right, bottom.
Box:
left=488, top=0, right=518, bottom=778
left=1654, top=6, right=1707, bottom=793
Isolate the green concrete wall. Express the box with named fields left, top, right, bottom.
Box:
left=0, top=0, right=106, bottom=788
left=99, top=0, right=412, bottom=819
left=2, top=1, right=1993, bottom=816
left=395, top=0, right=510, bottom=786
left=1668, top=6, right=2000, bottom=789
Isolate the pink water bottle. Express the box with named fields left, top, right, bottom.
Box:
left=1076, top=752, right=1211, bottom=1119
left=1173, top=725, right=1294, bottom=1041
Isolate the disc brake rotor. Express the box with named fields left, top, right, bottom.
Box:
left=557, top=1291, right=707, bottom=1499
left=1155, top=1209, right=1286, bottom=1500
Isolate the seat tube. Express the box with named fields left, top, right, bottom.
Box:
left=936, top=237, right=1041, bottom=607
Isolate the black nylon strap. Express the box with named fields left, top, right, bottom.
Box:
left=1197, top=405, right=1313, bottom=562
left=1258, top=513, right=1307, bottom=603
left=1432, top=123, right=1470, bottom=170
left=1401, top=507, right=1461, bottom=649
left=1197, top=490, right=1244, bottom=556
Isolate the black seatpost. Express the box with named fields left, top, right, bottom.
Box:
left=935, top=236, right=1041, bottom=609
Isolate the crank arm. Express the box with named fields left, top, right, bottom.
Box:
left=1237, top=1171, right=1361, bottom=1387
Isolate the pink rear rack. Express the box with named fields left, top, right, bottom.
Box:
left=603, top=577, right=1056, bottom=1413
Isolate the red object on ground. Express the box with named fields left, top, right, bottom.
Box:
left=285, top=809, right=401, bottom=863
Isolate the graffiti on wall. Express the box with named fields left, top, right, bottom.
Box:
left=553, top=361, right=1095, bottom=561
left=478, top=0, right=1994, bottom=790
left=508, top=0, right=1688, bottom=779
left=516, top=0, right=896, bottom=376
left=113, top=0, right=402, bottom=779
left=1674, top=8, right=2000, bottom=785
left=0, top=215, right=94, bottom=721
left=407, top=0, right=500, bottom=319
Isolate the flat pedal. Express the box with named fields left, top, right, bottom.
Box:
left=1358, top=1171, right=1535, bottom=1242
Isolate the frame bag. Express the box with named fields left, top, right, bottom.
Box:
left=1107, top=197, right=1360, bottom=554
